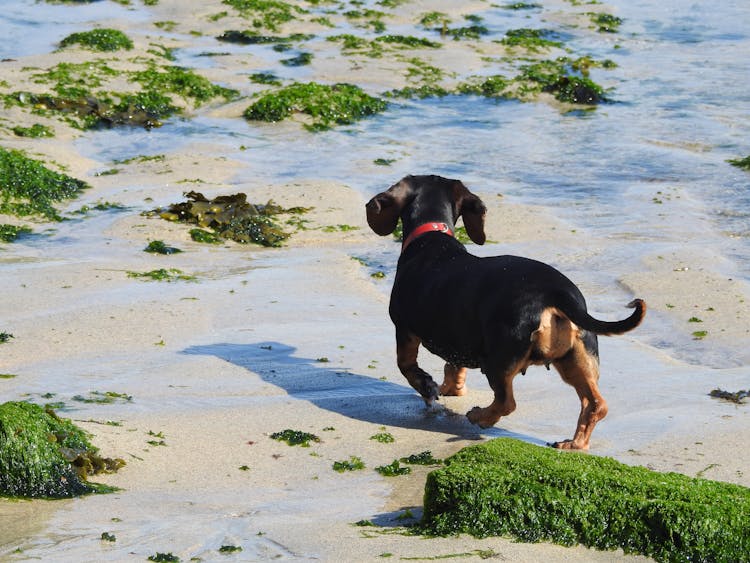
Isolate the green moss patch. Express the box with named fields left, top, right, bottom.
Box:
left=0, top=147, right=89, bottom=220
left=244, top=82, right=388, bottom=131
left=0, top=401, right=124, bottom=499
left=154, top=191, right=305, bottom=247
left=420, top=438, right=750, bottom=562
left=59, top=28, right=134, bottom=52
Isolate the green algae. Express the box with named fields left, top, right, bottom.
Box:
left=148, top=553, right=180, bottom=563
left=244, top=82, right=388, bottom=131
left=250, top=72, right=283, bottom=86
left=370, top=432, right=395, bottom=443
left=189, top=228, right=223, bottom=244
left=0, top=224, right=31, bottom=242
left=420, top=438, right=750, bottom=561
left=222, top=0, right=305, bottom=32
left=131, top=64, right=238, bottom=106
left=400, top=451, right=442, bottom=466
left=59, top=28, right=134, bottom=52
left=280, top=52, right=313, bottom=67
left=154, top=191, right=300, bottom=247
left=375, top=459, right=410, bottom=476
left=144, top=240, right=182, bottom=255
left=0, top=401, right=124, bottom=499
left=7, top=61, right=237, bottom=130
left=127, top=268, right=196, bottom=282
left=589, top=12, right=623, bottom=33
left=0, top=332, right=13, bottom=343
left=728, top=155, right=750, bottom=170
left=12, top=123, right=54, bottom=138
left=333, top=456, right=365, bottom=472
left=216, top=30, right=313, bottom=45
left=270, top=429, right=320, bottom=447
left=501, top=28, right=563, bottom=51
left=0, top=147, right=89, bottom=221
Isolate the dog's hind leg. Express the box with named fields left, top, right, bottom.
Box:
left=396, top=327, right=440, bottom=403
left=550, top=336, right=607, bottom=450
left=440, top=363, right=467, bottom=396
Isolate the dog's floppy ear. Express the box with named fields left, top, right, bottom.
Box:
left=366, top=177, right=412, bottom=236
left=453, top=181, right=487, bottom=245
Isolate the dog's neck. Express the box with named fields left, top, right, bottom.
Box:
left=402, top=222, right=454, bottom=251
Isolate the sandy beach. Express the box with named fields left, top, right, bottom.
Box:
left=1, top=0, right=749, bottom=561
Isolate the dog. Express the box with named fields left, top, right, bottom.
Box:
left=366, top=175, right=646, bottom=450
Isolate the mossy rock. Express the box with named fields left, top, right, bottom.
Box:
left=421, top=438, right=749, bottom=562
left=0, top=147, right=89, bottom=220
left=0, top=402, right=124, bottom=499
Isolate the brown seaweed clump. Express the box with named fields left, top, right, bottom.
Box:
left=155, top=191, right=306, bottom=247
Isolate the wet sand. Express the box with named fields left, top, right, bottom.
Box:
left=1, top=0, right=749, bottom=561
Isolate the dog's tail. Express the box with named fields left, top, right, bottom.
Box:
left=557, top=297, right=646, bottom=336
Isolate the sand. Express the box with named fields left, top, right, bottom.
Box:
left=1, top=1, right=749, bottom=561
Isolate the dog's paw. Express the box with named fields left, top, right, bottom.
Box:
left=549, top=439, right=589, bottom=451
left=420, top=379, right=440, bottom=404
left=439, top=381, right=467, bottom=396
left=466, top=406, right=494, bottom=429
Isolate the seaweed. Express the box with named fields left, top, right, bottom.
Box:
left=130, top=64, right=238, bottom=106
left=728, top=155, right=750, bottom=170
left=154, top=191, right=299, bottom=247
left=244, top=82, right=388, bottom=131
left=0, top=224, right=31, bottom=242
left=375, top=460, right=410, bottom=476
left=127, top=269, right=196, bottom=282
left=709, top=388, right=749, bottom=404
left=12, top=123, right=54, bottom=138
left=0, top=401, right=124, bottom=499
left=144, top=240, right=183, bottom=255
left=420, top=438, right=750, bottom=561
left=189, top=228, right=223, bottom=244
left=333, top=456, right=365, bottom=472
left=400, top=451, right=442, bottom=466
left=0, top=147, right=89, bottom=221
left=370, top=432, right=395, bottom=443
left=280, top=52, right=313, bottom=67
left=216, top=31, right=313, bottom=45
left=270, top=429, right=320, bottom=447
left=222, top=0, right=306, bottom=32
left=516, top=59, right=608, bottom=104
left=0, top=332, right=13, bottom=343
left=501, top=28, right=563, bottom=51
left=589, top=12, right=623, bottom=33
left=148, top=553, right=180, bottom=563
left=250, top=72, right=283, bottom=86
left=374, top=35, right=442, bottom=49
left=59, top=29, right=134, bottom=52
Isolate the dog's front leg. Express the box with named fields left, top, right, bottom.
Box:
left=396, top=328, right=440, bottom=403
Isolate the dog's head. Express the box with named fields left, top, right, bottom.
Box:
left=365, top=175, right=487, bottom=245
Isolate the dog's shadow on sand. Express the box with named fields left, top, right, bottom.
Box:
left=184, top=341, right=543, bottom=527
left=183, top=340, right=540, bottom=444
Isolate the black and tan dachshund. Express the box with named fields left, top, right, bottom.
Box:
left=366, top=175, right=646, bottom=450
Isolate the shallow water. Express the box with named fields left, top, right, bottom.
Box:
left=2, top=0, right=750, bottom=559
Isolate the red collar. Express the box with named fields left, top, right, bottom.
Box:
left=402, top=222, right=453, bottom=251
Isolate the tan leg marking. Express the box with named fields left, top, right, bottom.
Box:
left=551, top=339, right=607, bottom=450
left=440, top=363, right=468, bottom=396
